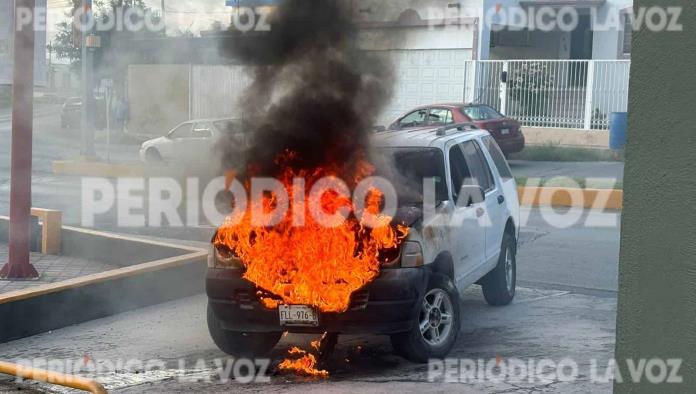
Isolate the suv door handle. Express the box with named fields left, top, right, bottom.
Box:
left=497, top=195, right=505, bottom=205
left=476, top=207, right=485, bottom=218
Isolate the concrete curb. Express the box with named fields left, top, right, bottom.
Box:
left=52, top=160, right=152, bottom=177
left=518, top=186, right=623, bottom=210
left=0, top=224, right=208, bottom=343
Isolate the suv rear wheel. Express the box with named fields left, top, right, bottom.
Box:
left=481, top=232, right=516, bottom=306
left=207, top=304, right=281, bottom=358
left=390, top=273, right=460, bottom=363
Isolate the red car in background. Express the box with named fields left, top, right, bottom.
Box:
left=388, top=103, right=525, bottom=155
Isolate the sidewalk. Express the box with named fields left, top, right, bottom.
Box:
left=0, top=244, right=119, bottom=295
left=0, top=287, right=617, bottom=393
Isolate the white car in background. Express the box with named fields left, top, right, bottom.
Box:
left=139, top=118, right=250, bottom=164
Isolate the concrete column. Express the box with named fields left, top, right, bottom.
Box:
left=1, top=0, right=39, bottom=279
left=614, top=1, right=696, bottom=392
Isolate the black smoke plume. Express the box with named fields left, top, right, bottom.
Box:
left=219, top=0, right=393, bottom=181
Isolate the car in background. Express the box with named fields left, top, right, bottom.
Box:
left=139, top=118, right=250, bottom=164
left=60, top=97, right=81, bottom=129
left=60, top=97, right=106, bottom=129
left=388, top=103, right=525, bottom=155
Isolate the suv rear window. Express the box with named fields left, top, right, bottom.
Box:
left=461, top=105, right=504, bottom=121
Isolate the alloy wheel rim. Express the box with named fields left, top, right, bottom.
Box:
left=419, top=288, right=454, bottom=346
left=505, top=246, right=514, bottom=293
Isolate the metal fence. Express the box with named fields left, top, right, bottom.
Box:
left=464, top=59, right=631, bottom=130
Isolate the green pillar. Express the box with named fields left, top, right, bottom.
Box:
left=614, top=1, right=696, bottom=392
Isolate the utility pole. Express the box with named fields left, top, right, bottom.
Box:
left=1, top=0, right=39, bottom=279
left=80, top=0, right=96, bottom=158
left=46, top=42, right=53, bottom=91
left=161, top=0, right=166, bottom=36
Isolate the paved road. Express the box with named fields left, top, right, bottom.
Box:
left=0, top=288, right=616, bottom=393
left=517, top=208, right=620, bottom=294
left=509, top=160, right=624, bottom=182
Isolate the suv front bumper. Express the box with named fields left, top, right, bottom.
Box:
left=206, top=267, right=428, bottom=334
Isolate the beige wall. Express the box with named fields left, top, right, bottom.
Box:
left=523, top=127, right=610, bottom=149
left=128, top=65, right=190, bottom=137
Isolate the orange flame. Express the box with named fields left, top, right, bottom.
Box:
left=214, top=155, right=408, bottom=313
left=215, top=153, right=409, bottom=378
left=278, top=347, right=329, bottom=378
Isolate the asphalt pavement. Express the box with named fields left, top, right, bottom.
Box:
left=0, top=288, right=616, bottom=393
left=509, top=160, right=624, bottom=182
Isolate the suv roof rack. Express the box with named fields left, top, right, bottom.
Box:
left=435, top=122, right=479, bottom=136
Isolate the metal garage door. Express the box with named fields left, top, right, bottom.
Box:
left=375, top=49, right=473, bottom=127
left=189, top=49, right=474, bottom=127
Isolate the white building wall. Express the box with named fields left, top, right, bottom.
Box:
left=591, top=0, right=633, bottom=59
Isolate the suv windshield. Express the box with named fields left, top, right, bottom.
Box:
left=461, top=105, right=504, bottom=121
left=372, top=147, right=449, bottom=205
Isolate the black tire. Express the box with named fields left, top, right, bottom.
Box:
left=481, top=232, right=517, bottom=306
left=207, top=304, right=281, bottom=358
left=145, top=148, right=162, bottom=164
left=390, top=273, right=460, bottom=363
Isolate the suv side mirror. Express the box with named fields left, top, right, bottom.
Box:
left=456, top=185, right=486, bottom=207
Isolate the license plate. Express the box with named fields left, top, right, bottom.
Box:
left=279, top=305, right=319, bottom=327
left=501, top=128, right=510, bottom=135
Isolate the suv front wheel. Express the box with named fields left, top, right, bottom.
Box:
left=391, top=273, right=461, bottom=363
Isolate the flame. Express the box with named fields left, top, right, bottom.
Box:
left=214, top=154, right=408, bottom=313
left=215, top=152, right=409, bottom=377
left=278, top=347, right=329, bottom=378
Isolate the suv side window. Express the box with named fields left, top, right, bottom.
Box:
left=459, top=141, right=495, bottom=192
left=428, top=108, right=454, bottom=125
left=448, top=144, right=473, bottom=202
left=481, top=136, right=513, bottom=180
left=398, top=109, right=428, bottom=128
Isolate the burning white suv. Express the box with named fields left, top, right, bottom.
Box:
left=206, top=123, right=520, bottom=363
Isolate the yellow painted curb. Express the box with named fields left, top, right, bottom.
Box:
left=0, top=361, right=107, bottom=394
left=518, top=186, right=623, bottom=209
left=52, top=160, right=148, bottom=178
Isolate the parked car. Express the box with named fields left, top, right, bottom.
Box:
left=139, top=118, right=250, bottom=164
left=60, top=97, right=81, bottom=129
left=388, top=103, right=525, bottom=155
left=60, top=97, right=106, bottom=129
left=206, top=123, right=520, bottom=362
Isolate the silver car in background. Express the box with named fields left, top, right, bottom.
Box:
left=139, top=118, right=250, bottom=165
